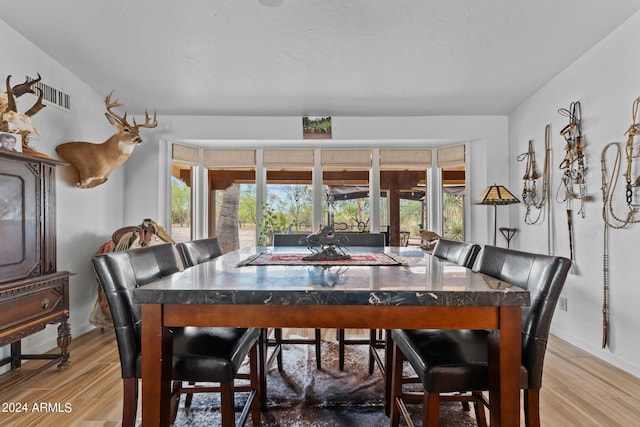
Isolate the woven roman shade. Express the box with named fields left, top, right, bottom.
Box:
left=321, top=150, right=372, bottom=168
left=380, top=149, right=432, bottom=169
left=263, top=149, right=314, bottom=167
left=436, top=145, right=465, bottom=167
left=172, top=144, right=199, bottom=166
left=203, top=149, right=256, bottom=168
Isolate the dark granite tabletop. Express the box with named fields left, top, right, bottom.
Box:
left=133, top=246, right=530, bottom=307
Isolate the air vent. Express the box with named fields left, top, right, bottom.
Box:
left=25, top=75, right=71, bottom=112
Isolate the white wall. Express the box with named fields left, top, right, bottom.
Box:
left=1, top=22, right=126, bottom=364
left=509, top=11, right=640, bottom=376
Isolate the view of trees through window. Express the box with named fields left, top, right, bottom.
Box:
left=170, top=153, right=465, bottom=248
left=442, top=193, right=464, bottom=240
left=173, top=180, right=434, bottom=248
left=208, top=183, right=425, bottom=247
left=171, top=171, right=192, bottom=243
left=441, top=164, right=466, bottom=240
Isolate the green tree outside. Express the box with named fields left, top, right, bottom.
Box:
left=171, top=176, right=190, bottom=227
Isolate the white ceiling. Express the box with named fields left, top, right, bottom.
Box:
left=2, top=1, right=639, bottom=117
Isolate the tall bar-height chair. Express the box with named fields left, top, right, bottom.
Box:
left=389, top=246, right=571, bottom=427
left=337, top=232, right=387, bottom=373
left=271, top=233, right=323, bottom=370
left=175, top=236, right=223, bottom=267
left=272, top=233, right=307, bottom=246
left=431, top=237, right=482, bottom=269
left=175, top=236, right=269, bottom=411
left=92, top=243, right=261, bottom=427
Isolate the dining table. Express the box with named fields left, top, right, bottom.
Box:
left=134, top=245, right=530, bottom=426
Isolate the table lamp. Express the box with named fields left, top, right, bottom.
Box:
left=476, top=184, right=520, bottom=246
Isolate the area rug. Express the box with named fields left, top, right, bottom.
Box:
left=238, top=252, right=404, bottom=267
left=172, top=341, right=477, bottom=426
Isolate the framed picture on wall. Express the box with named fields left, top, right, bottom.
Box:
left=302, top=116, right=332, bottom=139
left=0, top=132, right=22, bottom=152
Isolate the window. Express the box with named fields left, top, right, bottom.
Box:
left=322, top=149, right=372, bottom=233
left=437, top=145, right=466, bottom=240
left=264, top=168, right=313, bottom=244
left=170, top=144, right=198, bottom=242
left=170, top=144, right=467, bottom=247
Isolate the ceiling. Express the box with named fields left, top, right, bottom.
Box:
left=2, top=1, right=639, bottom=117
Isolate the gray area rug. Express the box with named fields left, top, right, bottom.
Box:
left=173, top=340, right=477, bottom=426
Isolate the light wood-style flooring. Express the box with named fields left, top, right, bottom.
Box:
left=1, top=328, right=639, bottom=426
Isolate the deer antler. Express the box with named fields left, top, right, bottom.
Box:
left=1, top=73, right=46, bottom=135
left=25, top=88, right=46, bottom=117
left=12, top=73, right=41, bottom=97
left=104, top=90, right=128, bottom=126
left=133, top=109, right=157, bottom=129
left=6, top=75, right=17, bottom=112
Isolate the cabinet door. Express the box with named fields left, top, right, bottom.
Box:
left=0, top=156, right=40, bottom=283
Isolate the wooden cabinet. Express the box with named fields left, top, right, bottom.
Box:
left=0, top=150, right=71, bottom=390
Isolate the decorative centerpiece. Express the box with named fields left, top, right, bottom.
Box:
left=302, top=224, right=351, bottom=261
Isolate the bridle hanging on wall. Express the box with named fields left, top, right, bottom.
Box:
left=557, top=101, right=590, bottom=217
left=601, top=96, right=640, bottom=228
left=556, top=101, right=592, bottom=264
left=599, top=95, right=640, bottom=349
left=517, top=125, right=551, bottom=225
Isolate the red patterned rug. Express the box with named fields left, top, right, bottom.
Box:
left=239, top=252, right=404, bottom=267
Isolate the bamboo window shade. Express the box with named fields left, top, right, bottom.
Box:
left=321, top=149, right=372, bottom=168
left=263, top=149, right=314, bottom=167
left=171, top=144, right=199, bottom=166
left=203, top=149, right=256, bottom=168
left=380, top=149, right=432, bottom=168
left=436, top=145, right=465, bottom=167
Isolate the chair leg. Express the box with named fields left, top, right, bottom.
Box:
left=275, top=328, right=283, bottom=372
left=122, top=377, right=138, bottom=427
left=184, top=381, right=195, bottom=407
left=249, top=343, right=261, bottom=425
left=472, top=391, right=488, bottom=427
left=338, top=328, right=346, bottom=371
left=524, top=389, right=541, bottom=427
left=389, top=343, right=404, bottom=427
left=423, top=392, right=440, bottom=427
left=220, top=381, right=235, bottom=427
left=169, top=381, right=183, bottom=424
left=259, top=329, right=269, bottom=412
left=315, top=328, right=322, bottom=370
left=368, top=329, right=377, bottom=374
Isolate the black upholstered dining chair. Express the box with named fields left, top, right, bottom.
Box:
left=348, top=238, right=481, bottom=376
left=92, top=243, right=261, bottom=427
left=389, top=246, right=571, bottom=427
left=271, top=233, right=323, bottom=370
left=431, top=237, right=482, bottom=269
left=175, top=236, right=223, bottom=267
left=272, top=233, right=307, bottom=247
left=337, top=232, right=387, bottom=373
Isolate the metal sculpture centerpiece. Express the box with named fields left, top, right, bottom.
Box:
left=302, top=224, right=351, bottom=261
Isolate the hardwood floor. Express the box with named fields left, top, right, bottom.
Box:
left=1, top=328, right=639, bottom=426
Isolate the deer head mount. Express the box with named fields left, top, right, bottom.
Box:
left=0, top=73, right=46, bottom=135
left=55, top=91, right=157, bottom=189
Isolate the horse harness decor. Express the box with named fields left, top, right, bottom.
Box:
left=89, top=219, right=174, bottom=328
left=599, top=96, right=640, bottom=349
left=517, top=125, right=551, bottom=226
left=558, top=101, right=591, bottom=218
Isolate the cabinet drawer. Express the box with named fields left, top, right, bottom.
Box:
left=0, top=282, right=65, bottom=332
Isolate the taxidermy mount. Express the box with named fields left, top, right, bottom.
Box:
left=1, top=73, right=46, bottom=136
left=55, top=91, right=157, bottom=188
